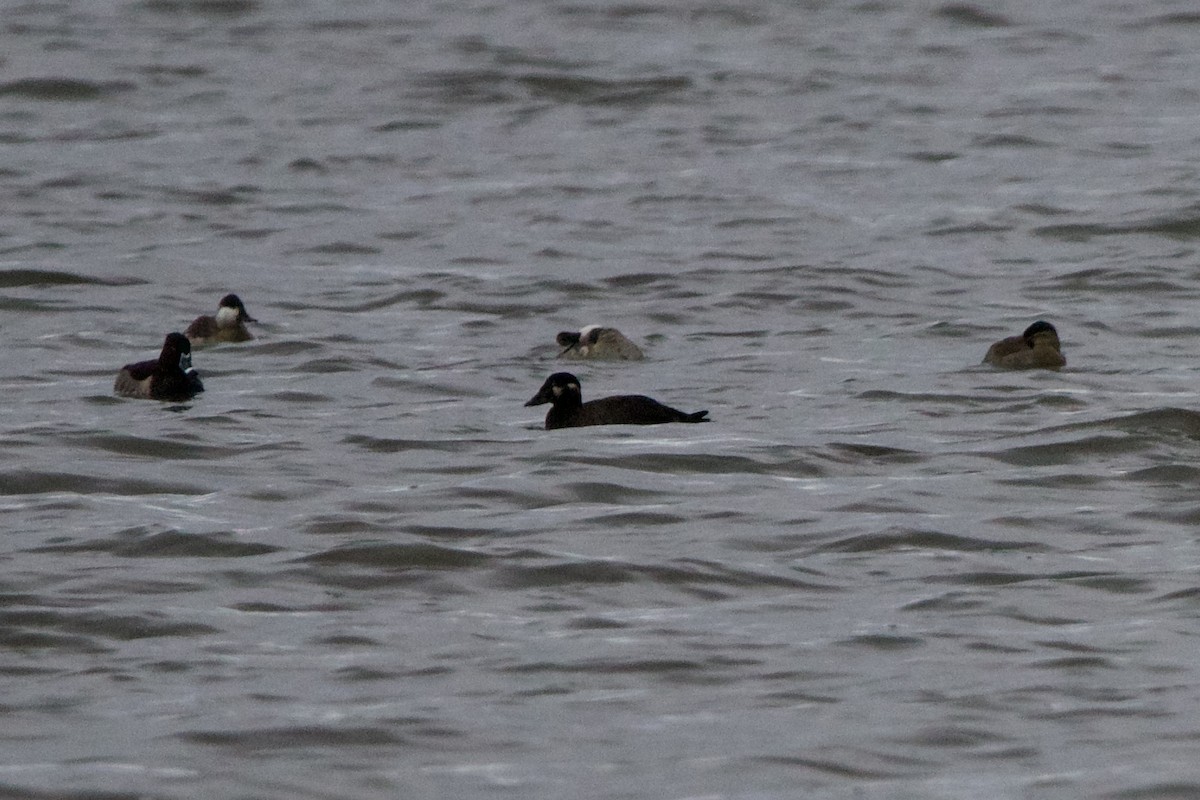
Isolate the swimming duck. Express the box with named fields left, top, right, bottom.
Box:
left=114, top=332, right=204, bottom=401
left=185, top=294, right=256, bottom=345
left=525, top=372, right=708, bottom=430
left=984, top=320, right=1065, bottom=369
left=556, top=325, right=644, bottom=360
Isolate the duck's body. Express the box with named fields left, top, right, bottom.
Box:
left=114, top=332, right=204, bottom=401
left=556, top=325, right=644, bottom=361
left=186, top=294, right=256, bottom=345
left=526, top=372, right=708, bottom=430
left=984, top=320, right=1065, bottom=370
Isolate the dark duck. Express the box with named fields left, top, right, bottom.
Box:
left=525, top=372, right=708, bottom=430
left=983, top=320, right=1065, bottom=369
left=114, top=332, right=204, bottom=401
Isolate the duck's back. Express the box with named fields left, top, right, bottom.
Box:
left=985, top=330, right=1064, bottom=369
left=983, top=335, right=1026, bottom=365
left=114, top=359, right=156, bottom=398
left=114, top=360, right=203, bottom=401
left=593, top=330, right=644, bottom=360
left=996, top=343, right=1065, bottom=369
left=118, top=358, right=158, bottom=383
left=549, top=395, right=708, bottom=429
left=185, top=315, right=218, bottom=343
left=558, top=328, right=644, bottom=361
left=185, top=315, right=251, bottom=345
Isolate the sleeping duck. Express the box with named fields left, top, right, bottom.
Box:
left=185, top=293, right=256, bottom=345
left=114, top=332, right=204, bottom=401
left=556, top=325, right=644, bottom=360
left=984, top=320, right=1065, bottom=369
left=526, top=372, right=708, bottom=430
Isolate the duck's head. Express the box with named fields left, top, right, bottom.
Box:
left=1022, top=320, right=1060, bottom=349
left=160, top=332, right=194, bottom=372
left=216, top=293, right=257, bottom=326
left=525, top=372, right=582, bottom=407
left=556, top=325, right=604, bottom=354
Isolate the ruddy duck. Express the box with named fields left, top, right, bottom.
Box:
left=185, top=294, right=256, bottom=345
left=984, top=320, right=1065, bottom=369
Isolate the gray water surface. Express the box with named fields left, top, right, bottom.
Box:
left=4, top=1, right=1200, bottom=798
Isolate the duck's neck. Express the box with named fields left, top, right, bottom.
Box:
left=547, top=392, right=583, bottom=425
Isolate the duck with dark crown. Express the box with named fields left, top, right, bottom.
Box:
left=556, top=325, right=644, bottom=361
left=114, top=332, right=204, bottom=401
left=984, top=320, right=1065, bottom=369
left=525, top=372, right=708, bottom=430
left=185, top=293, right=257, bottom=345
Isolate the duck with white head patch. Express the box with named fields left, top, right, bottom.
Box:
left=185, top=293, right=257, bottom=345
left=525, top=372, right=708, bottom=430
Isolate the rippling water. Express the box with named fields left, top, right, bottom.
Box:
left=5, top=1, right=1200, bottom=798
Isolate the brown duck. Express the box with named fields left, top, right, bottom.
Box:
left=984, top=320, right=1065, bottom=369
left=185, top=294, right=257, bottom=345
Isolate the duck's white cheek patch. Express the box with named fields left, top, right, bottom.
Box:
left=215, top=306, right=239, bottom=327
left=568, top=383, right=579, bottom=392
left=553, top=386, right=562, bottom=397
